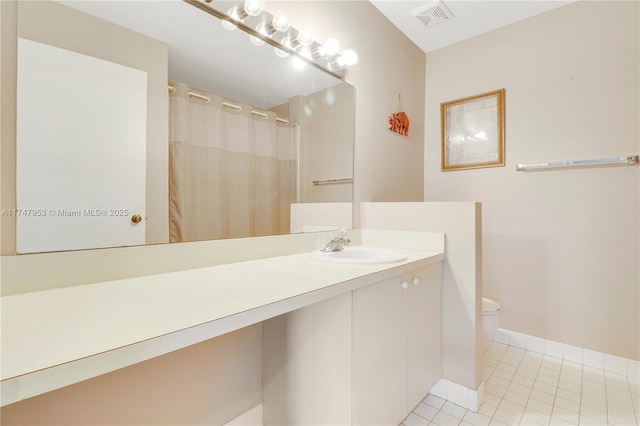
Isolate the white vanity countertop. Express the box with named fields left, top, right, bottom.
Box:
left=1, top=245, right=444, bottom=406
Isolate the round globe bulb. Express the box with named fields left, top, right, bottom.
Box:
left=323, top=38, right=340, bottom=56
left=292, top=56, right=307, bottom=70
left=243, top=1, right=262, bottom=17
left=342, top=49, right=358, bottom=66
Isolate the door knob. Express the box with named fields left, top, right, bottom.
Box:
left=131, top=214, right=142, bottom=224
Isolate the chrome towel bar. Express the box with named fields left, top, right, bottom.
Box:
left=313, top=178, right=353, bottom=186
left=516, top=155, right=639, bottom=172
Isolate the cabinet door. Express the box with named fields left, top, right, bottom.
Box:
left=352, top=276, right=408, bottom=425
left=407, top=263, right=443, bottom=410
left=263, top=293, right=352, bottom=425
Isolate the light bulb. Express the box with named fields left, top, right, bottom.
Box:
left=274, top=36, right=291, bottom=58
left=328, top=56, right=345, bottom=71
left=222, top=19, right=237, bottom=31
left=341, top=49, right=358, bottom=66
left=295, top=28, right=313, bottom=46
left=292, top=56, right=307, bottom=70
left=322, top=38, right=340, bottom=56
left=243, top=1, right=262, bottom=17
left=271, top=14, right=290, bottom=32
left=222, top=7, right=239, bottom=30
left=249, top=22, right=268, bottom=46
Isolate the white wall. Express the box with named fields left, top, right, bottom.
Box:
left=425, top=1, right=639, bottom=360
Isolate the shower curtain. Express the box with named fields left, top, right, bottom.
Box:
left=168, top=82, right=297, bottom=242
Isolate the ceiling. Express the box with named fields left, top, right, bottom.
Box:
left=53, top=1, right=576, bottom=108
left=56, top=0, right=340, bottom=109
left=370, top=0, right=576, bottom=53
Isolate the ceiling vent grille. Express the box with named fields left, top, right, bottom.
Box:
left=411, top=1, right=454, bottom=29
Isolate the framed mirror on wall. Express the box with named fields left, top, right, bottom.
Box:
left=11, top=0, right=355, bottom=254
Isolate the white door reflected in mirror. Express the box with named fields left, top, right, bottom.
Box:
left=16, top=38, right=147, bottom=253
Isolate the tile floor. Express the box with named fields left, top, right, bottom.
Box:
left=402, top=341, right=640, bottom=426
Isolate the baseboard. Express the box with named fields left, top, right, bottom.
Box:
left=492, top=328, right=639, bottom=378
left=429, top=379, right=484, bottom=412
left=224, top=404, right=263, bottom=426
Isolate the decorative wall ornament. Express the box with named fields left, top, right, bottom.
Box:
left=389, top=111, right=409, bottom=136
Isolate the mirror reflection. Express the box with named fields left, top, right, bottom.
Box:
left=15, top=0, right=355, bottom=253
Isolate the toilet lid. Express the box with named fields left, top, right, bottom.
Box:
left=482, top=297, right=500, bottom=313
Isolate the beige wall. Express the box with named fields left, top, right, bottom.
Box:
left=0, top=0, right=169, bottom=254
left=425, top=1, right=639, bottom=360
left=295, top=82, right=355, bottom=203
left=0, top=324, right=263, bottom=425
left=268, top=0, right=426, bottom=225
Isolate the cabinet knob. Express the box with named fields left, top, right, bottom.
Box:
left=401, top=281, right=409, bottom=290
left=131, top=214, right=143, bottom=224
left=412, top=277, right=421, bottom=286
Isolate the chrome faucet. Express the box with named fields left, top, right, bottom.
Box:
left=321, top=229, right=351, bottom=252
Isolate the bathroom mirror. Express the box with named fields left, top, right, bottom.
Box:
left=14, top=0, right=354, bottom=252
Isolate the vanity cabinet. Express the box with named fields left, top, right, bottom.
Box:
left=262, top=262, right=442, bottom=425
left=352, top=263, right=442, bottom=425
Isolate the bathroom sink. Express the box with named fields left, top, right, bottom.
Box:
left=310, top=246, right=408, bottom=265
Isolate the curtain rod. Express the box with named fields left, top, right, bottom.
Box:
left=168, top=84, right=289, bottom=124
left=516, top=155, right=639, bottom=172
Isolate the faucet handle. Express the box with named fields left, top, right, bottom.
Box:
left=337, top=228, right=349, bottom=239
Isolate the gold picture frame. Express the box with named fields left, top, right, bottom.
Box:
left=441, top=89, right=505, bottom=171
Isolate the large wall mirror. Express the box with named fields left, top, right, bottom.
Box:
left=14, top=0, right=354, bottom=253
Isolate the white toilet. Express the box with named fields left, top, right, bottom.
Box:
left=482, top=297, right=501, bottom=340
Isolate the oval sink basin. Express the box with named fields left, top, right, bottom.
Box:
left=310, top=246, right=408, bottom=265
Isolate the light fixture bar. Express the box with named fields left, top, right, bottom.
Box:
left=183, top=0, right=346, bottom=79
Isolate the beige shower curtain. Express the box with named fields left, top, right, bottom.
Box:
left=169, top=82, right=297, bottom=242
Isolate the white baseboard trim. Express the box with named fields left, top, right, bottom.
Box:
left=224, top=404, right=263, bottom=426
left=492, top=328, right=640, bottom=378
left=429, top=379, right=484, bottom=412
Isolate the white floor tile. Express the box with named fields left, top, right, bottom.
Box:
left=408, top=343, right=640, bottom=426
left=502, top=389, right=529, bottom=407
left=441, top=401, right=468, bottom=419
left=478, top=402, right=498, bottom=418
left=492, top=408, right=522, bottom=425
left=404, top=412, right=431, bottom=426
left=414, top=403, right=439, bottom=421
left=578, top=414, right=607, bottom=425
left=556, top=387, right=581, bottom=403
left=521, top=410, right=551, bottom=425
left=462, top=411, right=492, bottom=426
left=432, top=410, right=463, bottom=425
left=424, top=394, right=447, bottom=410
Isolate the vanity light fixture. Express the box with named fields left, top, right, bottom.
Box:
left=222, top=0, right=262, bottom=30
left=328, top=49, right=359, bottom=71
left=277, top=28, right=313, bottom=58
left=186, top=0, right=357, bottom=78
left=274, top=36, right=293, bottom=58
left=251, top=14, right=290, bottom=46
left=313, top=37, right=340, bottom=59
left=293, top=28, right=314, bottom=49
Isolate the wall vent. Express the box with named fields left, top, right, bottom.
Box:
left=411, top=1, right=454, bottom=29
